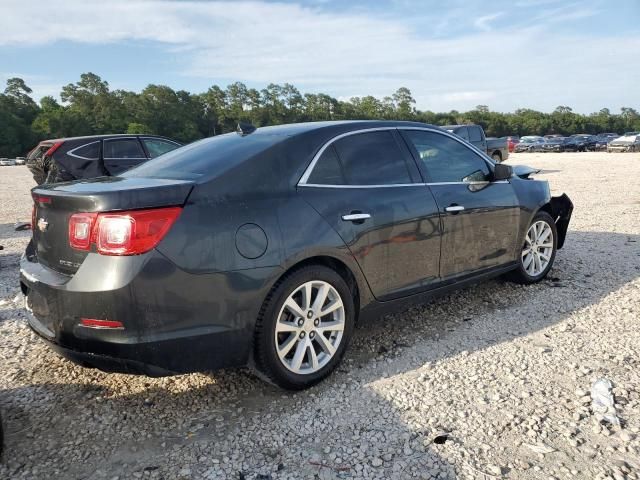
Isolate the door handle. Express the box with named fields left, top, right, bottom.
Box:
left=445, top=205, right=465, bottom=213
left=342, top=213, right=371, bottom=222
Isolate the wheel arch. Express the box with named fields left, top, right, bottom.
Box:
left=275, top=255, right=363, bottom=318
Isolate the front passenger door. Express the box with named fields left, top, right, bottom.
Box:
left=102, top=137, right=147, bottom=175
left=400, top=129, right=520, bottom=280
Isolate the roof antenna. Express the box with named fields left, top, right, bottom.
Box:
left=237, top=122, right=257, bottom=136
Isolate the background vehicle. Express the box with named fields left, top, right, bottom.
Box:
left=514, top=136, right=545, bottom=152
left=592, top=133, right=619, bottom=151
left=21, top=121, right=572, bottom=390
left=26, top=134, right=182, bottom=185
left=624, top=131, right=640, bottom=136
left=14, top=157, right=26, bottom=165
left=541, top=137, right=568, bottom=152
left=564, top=135, right=595, bottom=152
left=607, top=134, right=640, bottom=152
left=506, top=136, right=520, bottom=152
left=543, top=134, right=563, bottom=139
left=443, top=124, right=509, bottom=162
left=0, top=158, right=16, bottom=166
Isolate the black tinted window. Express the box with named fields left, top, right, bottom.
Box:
left=70, top=142, right=99, bottom=159
left=307, top=145, right=345, bottom=184
left=124, top=132, right=283, bottom=180
left=143, top=138, right=180, bottom=158
left=104, top=139, right=146, bottom=159
left=402, top=130, right=490, bottom=183
left=469, top=126, right=482, bottom=142
left=332, top=131, right=411, bottom=185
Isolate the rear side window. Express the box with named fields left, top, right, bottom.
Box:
left=69, top=141, right=99, bottom=160
left=331, top=131, right=412, bottom=185
left=454, top=127, right=469, bottom=141
left=143, top=138, right=180, bottom=158
left=307, top=145, right=345, bottom=184
left=104, top=139, right=146, bottom=159
left=402, top=130, right=490, bottom=183
left=469, top=126, right=483, bottom=142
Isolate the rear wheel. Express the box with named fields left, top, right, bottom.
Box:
left=253, top=265, right=355, bottom=390
left=491, top=152, right=502, bottom=163
left=507, top=211, right=557, bottom=284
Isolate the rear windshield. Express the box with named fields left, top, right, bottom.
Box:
left=123, top=132, right=285, bottom=180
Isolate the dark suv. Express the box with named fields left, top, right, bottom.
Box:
left=27, top=134, right=182, bottom=184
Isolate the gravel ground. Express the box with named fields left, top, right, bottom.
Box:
left=0, top=152, right=639, bottom=479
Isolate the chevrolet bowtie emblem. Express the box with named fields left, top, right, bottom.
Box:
left=37, top=218, right=49, bottom=232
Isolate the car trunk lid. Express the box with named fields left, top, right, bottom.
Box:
left=31, top=177, right=194, bottom=275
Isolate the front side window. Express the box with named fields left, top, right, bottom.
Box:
left=402, top=130, right=490, bottom=183
left=330, top=131, right=412, bottom=185
left=143, top=138, right=180, bottom=158
left=103, top=138, right=146, bottom=159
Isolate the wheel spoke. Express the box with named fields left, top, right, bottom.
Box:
left=538, top=227, right=551, bottom=243
left=317, top=320, right=344, bottom=334
left=276, top=321, right=300, bottom=333
left=320, top=298, right=343, bottom=317
left=307, top=344, right=319, bottom=370
left=277, top=334, right=298, bottom=360
left=315, top=332, right=336, bottom=356
left=539, top=242, right=553, bottom=249
left=302, top=283, right=313, bottom=310
left=312, top=282, right=330, bottom=313
left=533, top=253, right=542, bottom=273
left=284, top=298, right=305, bottom=319
left=523, top=252, right=534, bottom=269
left=290, top=338, right=308, bottom=371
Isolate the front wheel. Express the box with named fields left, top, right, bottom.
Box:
left=507, top=211, right=557, bottom=284
left=491, top=153, right=502, bottom=163
left=252, top=265, right=355, bottom=390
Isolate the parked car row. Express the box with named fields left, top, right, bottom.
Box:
left=509, top=133, right=640, bottom=153
left=0, top=157, right=26, bottom=166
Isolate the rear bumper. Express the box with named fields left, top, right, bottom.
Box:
left=20, top=245, right=280, bottom=376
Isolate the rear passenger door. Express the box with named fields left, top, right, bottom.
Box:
left=400, top=129, right=520, bottom=280
left=102, top=137, right=147, bottom=175
left=298, top=129, right=442, bottom=301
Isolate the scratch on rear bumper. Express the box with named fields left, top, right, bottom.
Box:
left=550, top=193, right=573, bottom=249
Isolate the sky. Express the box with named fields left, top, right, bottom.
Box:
left=0, top=0, right=638, bottom=113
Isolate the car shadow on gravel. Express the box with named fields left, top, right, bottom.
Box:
left=0, top=231, right=638, bottom=479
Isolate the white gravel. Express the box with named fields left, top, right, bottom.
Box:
left=1, top=152, right=639, bottom=479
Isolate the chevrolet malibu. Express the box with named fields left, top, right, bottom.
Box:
left=21, top=121, right=573, bottom=390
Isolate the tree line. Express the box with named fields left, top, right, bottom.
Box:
left=1, top=72, right=639, bottom=157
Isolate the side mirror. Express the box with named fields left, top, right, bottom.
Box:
left=493, top=163, right=512, bottom=181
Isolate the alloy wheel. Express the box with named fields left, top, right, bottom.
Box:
left=274, top=280, right=345, bottom=374
left=522, top=220, right=554, bottom=276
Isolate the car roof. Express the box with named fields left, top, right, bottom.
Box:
left=40, top=134, right=176, bottom=143
left=252, top=120, right=442, bottom=137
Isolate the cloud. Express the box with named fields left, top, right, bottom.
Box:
left=0, top=0, right=637, bottom=112
left=473, top=12, right=505, bottom=32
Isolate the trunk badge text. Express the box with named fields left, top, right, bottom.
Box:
left=37, top=218, right=49, bottom=232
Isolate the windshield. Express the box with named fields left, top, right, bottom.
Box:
left=123, top=132, right=286, bottom=181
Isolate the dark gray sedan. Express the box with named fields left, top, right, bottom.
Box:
left=21, top=121, right=572, bottom=389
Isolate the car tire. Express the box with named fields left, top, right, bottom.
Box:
left=253, top=265, right=355, bottom=390
left=491, top=153, right=502, bottom=163
left=506, top=211, right=557, bottom=285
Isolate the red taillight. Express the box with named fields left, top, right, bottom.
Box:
left=45, top=141, right=64, bottom=157
left=33, top=195, right=52, bottom=204
left=80, top=318, right=124, bottom=329
left=69, top=207, right=181, bottom=255
left=69, top=213, right=97, bottom=250
left=31, top=203, right=36, bottom=231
